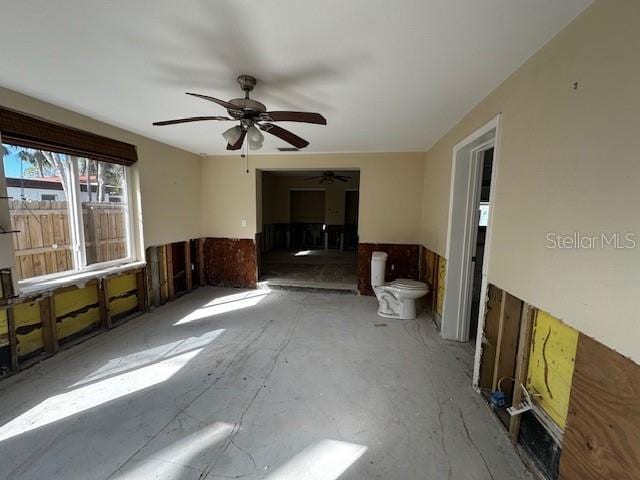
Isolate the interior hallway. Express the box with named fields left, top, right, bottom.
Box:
left=0, top=288, right=530, bottom=480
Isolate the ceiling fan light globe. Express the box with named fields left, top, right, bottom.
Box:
left=222, top=126, right=243, bottom=145
left=247, top=125, right=264, bottom=144
left=249, top=138, right=263, bottom=150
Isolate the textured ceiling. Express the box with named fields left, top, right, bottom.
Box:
left=0, top=0, right=591, bottom=155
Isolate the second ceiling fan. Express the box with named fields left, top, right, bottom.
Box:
left=153, top=75, right=326, bottom=151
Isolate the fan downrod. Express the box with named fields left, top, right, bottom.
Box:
left=237, top=75, right=257, bottom=96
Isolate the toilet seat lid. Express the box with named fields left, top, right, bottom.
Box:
left=391, top=278, right=427, bottom=289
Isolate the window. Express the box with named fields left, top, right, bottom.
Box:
left=2, top=144, right=133, bottom=282
left=478, top=202, right=490, bottom=227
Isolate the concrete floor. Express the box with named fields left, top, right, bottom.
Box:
left=260, top=249, right=357, bottom=291
left=0, top=287, right=531, bottom=480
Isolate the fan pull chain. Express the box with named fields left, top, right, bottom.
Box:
left=240, top=136, right=249, bottom=173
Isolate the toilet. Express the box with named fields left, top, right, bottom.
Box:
left=371, top=251, right=429, bottom=320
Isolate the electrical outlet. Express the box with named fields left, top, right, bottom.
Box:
left=391, top=264, right=395, bottom=271
left=241, top=219, right=247, bottom=227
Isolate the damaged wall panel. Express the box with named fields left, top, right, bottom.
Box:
left=526, top=310, right=578, bottom=430
left=108, top=273, right=138, bottom=320
left=55, top=283, right=101, bottom=342
left=13, top=301, right=43, bottom=360
left=559, top=335, right=640, bottom=480
left=0, top=309, right=10, bottom=373
left=436, top=256, right=446, bottom=316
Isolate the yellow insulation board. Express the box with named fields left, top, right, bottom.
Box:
left=55, top=284, right=100, bottom=340
left=13, top=301, right=43, bottom=357
left=436, top=257, right=446, bottom=315
left=108, top=273, right=138, bottom=317
left=526, top=310, right=579, bottom=429
left=0, top=309, right=8, bottom=347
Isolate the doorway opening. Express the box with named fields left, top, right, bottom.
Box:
left=442, top=115, right=500, bottom=349
left=468, top=148, right=494, bottom=343
left=258, top=170, right=360, bottom=292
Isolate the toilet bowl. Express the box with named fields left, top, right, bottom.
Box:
left=371, top=251, right=429, bottom=320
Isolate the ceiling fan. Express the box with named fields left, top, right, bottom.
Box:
left=305, top=171, right=351, bottom=184
left=153, top=75, right=326, bottom=151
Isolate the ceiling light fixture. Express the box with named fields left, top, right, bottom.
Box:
left=247, top=125, right=264, bottom=150
left=222, top=125, right=242, bottom=145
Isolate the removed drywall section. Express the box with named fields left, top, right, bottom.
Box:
left=527, top=310, right=579, bottom=430
left=13, top=301, right=43, bottom=360
left=108, top=273, right=138, bottom=320
left=204, top=238, right=257, bottom=289
left=55, top=283, right=101, bottom=343
left=419, top=246, right=447, bottom=323
left=357, top=243, right=419, bottom=296
left=418, top=0, right=640, bottom=364
left=436, top=257, right=446, bottom=317
left=560, top=335, right=640, bottom=480
left=0, top=310, right=10, bottom=373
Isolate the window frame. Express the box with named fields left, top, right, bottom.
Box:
left=1, top=145, right=139, bottom=290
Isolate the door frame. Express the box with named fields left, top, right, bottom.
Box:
left=441, top=115, right=501, bottom=362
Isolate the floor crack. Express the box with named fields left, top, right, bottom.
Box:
left=459, top=408, right=496, bottom=480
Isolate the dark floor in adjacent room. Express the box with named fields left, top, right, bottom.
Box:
left=260, top=249, right=358, bottom=292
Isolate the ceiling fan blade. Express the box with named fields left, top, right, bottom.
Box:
left=153, top=116, right=232, bottom=126
left=265, top=111, right=327, bottom=125
left=335, top=177, right=351, bottom=182
left=186, top=92, right=241, bottom=111
left=260, top=124, right=309, bottom=149
left=226, top=130, right=246, bottom=150
left=304, top=176, right=324, bottom=181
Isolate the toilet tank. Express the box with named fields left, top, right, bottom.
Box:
left=371, top=251, right=388, bottom=287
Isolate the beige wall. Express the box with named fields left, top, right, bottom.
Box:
left=202, top=153, right=424, bottom=244
left=420, top=0, right=640, bottom=363
left=0, top=87, right=202, bottom=250
left=261, top=172, right=360, bottom=226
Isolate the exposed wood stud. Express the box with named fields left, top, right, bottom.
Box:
left=148, top=246, right=160, bottom=307
left=509, top=303, right=535, bottom=441
left=136, top=269, right=147, bottom=312
left=492, top=292, right=523, bottom=399
left=480, top=284, right=502, bottom=389
left=158, top=245, right=168, bottom=304
left=491, top=290, right=508, bottom=391
left=7, top=308, right=18, bottom=371
left=40, top=296, right=59, bottom=354
left=166, top=244, right=175, bottom=301
left=99, top=278, right=112, bottom=330
left=184, top=241, right=192, bottom=291
left=198, top=238, right=205, bottom=287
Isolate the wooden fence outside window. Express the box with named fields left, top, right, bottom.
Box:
left=9, top=200, right=127, bottom=280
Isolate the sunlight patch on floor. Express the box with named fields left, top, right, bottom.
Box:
left=72, top=329, right=225, bottom=387
left=265, top=439, right=368, bottom=480
left=174, top=290, right=270, bottom=325
left=114, top=422, right=235, bottom=479
left=0, top=349, right=201, bottom=443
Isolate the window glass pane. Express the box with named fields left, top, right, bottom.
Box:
left=80, top=159, right=129, bottom=266
left=2, top=144, right=75, bottom=280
